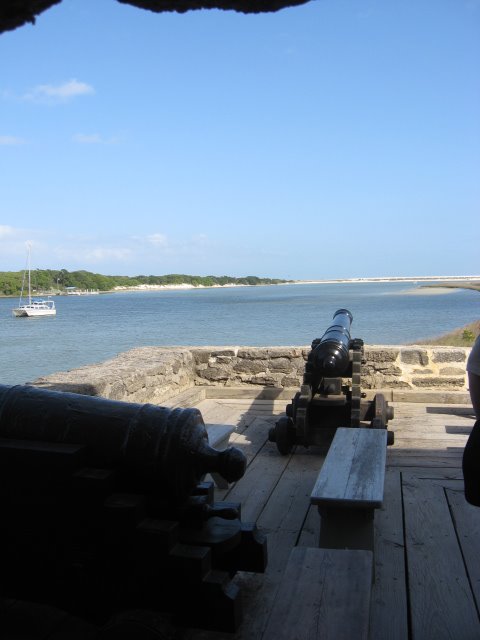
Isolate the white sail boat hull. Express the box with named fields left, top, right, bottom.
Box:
left=12, top=301, right=56, bottom=317
left=12, top=244, right=57, bottom=318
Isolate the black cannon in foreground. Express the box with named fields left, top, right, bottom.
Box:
left=269, top=309, right=394, bottom=454
left=0, top=384, right=267, bottom=633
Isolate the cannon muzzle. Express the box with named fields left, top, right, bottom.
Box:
left=310, top=308, right=353, bottom=377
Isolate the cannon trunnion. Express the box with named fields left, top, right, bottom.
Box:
left=0, top=384, right=267, bottom=632
left=269, top=309, right=394, bottom=454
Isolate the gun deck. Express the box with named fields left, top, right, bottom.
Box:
left=1, top=394, right=478, bottom=639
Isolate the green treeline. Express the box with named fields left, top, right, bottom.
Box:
left=0, top=269, right=289, bottom=296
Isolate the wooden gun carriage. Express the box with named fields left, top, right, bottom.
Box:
left=269, top=309, right=394, bottom=454
left=0, top=384, right=267, bottom=632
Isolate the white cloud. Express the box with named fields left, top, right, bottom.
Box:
left=0, top=229, right=43, bottom=267
left=72, top=133, right=120, bottom=144
left=54, top=246, right=133, bottom=264
left=0, top=225, right=15, bottom=238
left=147, top=233, right=169, bottom=247
left=0, top=135, right=26, bottom=145
left=84, top=247, right=133, bottom=262
left=73, top=133, right=103, bottom=144
left=24, top=79, right=94, bottom=104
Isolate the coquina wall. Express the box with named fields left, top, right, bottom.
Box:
left=31, top=344, right=473, bottom=405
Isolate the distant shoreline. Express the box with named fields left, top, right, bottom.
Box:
left=2, top=275, right=479, bottom=297
left=292, top=275, right=480, bottom=285
left=112, top=275, right=480, bottom=293
left=110, top=276, right=480, bottom=293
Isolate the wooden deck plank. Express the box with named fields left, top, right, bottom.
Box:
left=195, top=398, right=248, bottom=426
left=311, top=428, right=386, bottom=508
left=446, top=488, right=480, bottom=613
left=232, top=449, right=325, bottom=639
left=369, top=469, right=408, bottom=640
left=297, top=504, right=320, bottom=548
left=262, top=547, right=372, bottom=640
left=222, top=442, right=292, bottom=524
left=228, top=417, right=272, bottom=465
left=257, top=448, right=324, bottom=569
left=402, top=472, right=479, bottom=640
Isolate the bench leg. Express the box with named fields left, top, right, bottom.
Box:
left=318, top=507, right=375, bottom=552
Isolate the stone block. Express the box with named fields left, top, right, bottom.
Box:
left=364, top=348, right=399, bottom=363
left=268, top=348, right=304, bottom=358
left=234, top=360, right=266, bottom=374
left=361, top=373, right=411, bottom=389
left=191, top=350, right=212, bottom=364
left=401, top=349, right=429, bottom=366
left=214, top=356, right=235, bottom=365
left=210, top=349, right=237, bottom=357
left=237, top=348, right=270, bottom=360
left=268, top=357, right=294, bottom=372
left=243, top=373, right=282, bottom=387
left=198, top=367, right=230, bottom=382
left=432, top=350, right=467, bottom=363
left=281, top=375, right=302, bottom=387
left=439, top=367, right=466, bottom=376
left=412, top=377, right=465, bottom=388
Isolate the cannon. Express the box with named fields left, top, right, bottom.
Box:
left=0, top=384, right=267, bottom=632
left=269, top=309, right=394, bottom=454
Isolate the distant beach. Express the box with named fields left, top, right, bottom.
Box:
left=111, top=275, right=480, bottom=294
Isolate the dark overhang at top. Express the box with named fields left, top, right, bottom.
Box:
left=1, top=0, right=310, bottom=34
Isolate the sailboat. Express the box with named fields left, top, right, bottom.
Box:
left=12, top=244, right=56, bottom=317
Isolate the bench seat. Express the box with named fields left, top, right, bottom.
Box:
left=310, top=427, right=387, bottom=551
left=263, top=546, right=372, bottom=640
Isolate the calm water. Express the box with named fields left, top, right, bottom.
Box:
left=1, top=282, right=478, bottom=386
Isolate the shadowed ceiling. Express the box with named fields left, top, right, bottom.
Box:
left=0, top=0, right=310, bottom=34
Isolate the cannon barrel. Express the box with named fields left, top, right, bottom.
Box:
left=0, top=384, right=246, bottom=504
left=310, top=308, right=353, bottom=377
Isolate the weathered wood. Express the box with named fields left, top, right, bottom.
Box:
left=387, top=452, right=464, bottom=468
left=262, top=547, right=372, bottom=640
left=403, top=472, right=480, bottom=639
left=163, top=386, right=206, bottom=408
left=233, top=449, right=324, bottom=639
left=229, top=417, right=272, bottom=465
left=297, top=504, right=321, bottom=548
left=392, top=391, right=471, bottom=404
left=258, top=448, right=324, bottom=572
left=310, top=428, right=386, bottom=551
left=446, top=487, right=480, bottom=612
left=205, top=423, right=236, bottom=488
left=223, top=441, right=292, bottom=524
left=195, top=398, right=246, bottom=426
left=369, top=470, right=408, bottom=640
left=311, top=428, right=387, bottom=509
left=166, top=397, right=480, bottom=640
left=205, top=387, right=298, bottom=400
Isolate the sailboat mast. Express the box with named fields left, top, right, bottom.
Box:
left=27, top=243, right=31, bottom=305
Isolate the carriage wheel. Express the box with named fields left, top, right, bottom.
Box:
left=271, top=416, right=295, bottom=455
left=371, top=393, right=388, bottom=429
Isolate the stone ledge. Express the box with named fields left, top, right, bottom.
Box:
left=30, top=344, right=474, bottom=405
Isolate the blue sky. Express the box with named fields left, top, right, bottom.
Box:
left=1, top=0, right=479, bottom=280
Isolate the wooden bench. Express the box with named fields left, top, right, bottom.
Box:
left=205, top=423, right=236, bottom=488
left=310, top=427, right=387, bottom=552
left=263, top=546, right=373, bottom=640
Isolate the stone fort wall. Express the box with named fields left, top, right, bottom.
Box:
left=31, top=345, right=472, bottom=405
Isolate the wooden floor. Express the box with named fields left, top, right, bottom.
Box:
left=183, top=396, right=480, bottom=640
left=1, top=396, right=478, bottom=639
